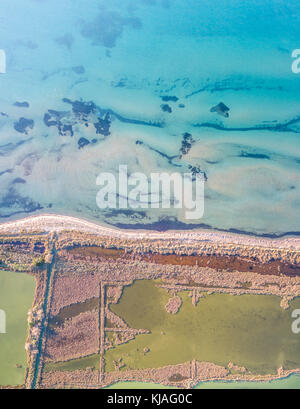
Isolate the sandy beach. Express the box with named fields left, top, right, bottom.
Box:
left=0, top=213, right=299, bottom=251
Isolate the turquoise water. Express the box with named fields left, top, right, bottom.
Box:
left=0, top=0, right=300, bottom=234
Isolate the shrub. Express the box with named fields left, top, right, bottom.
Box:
left=33, top=257, right=45, bottom=267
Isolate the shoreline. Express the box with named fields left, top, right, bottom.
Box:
left=0, top=213, right=300, bottom=250
left=104, top=371, right=300, bottom=389
left=43, top=363, right=300, bottom=390
left=2, top=210, right=300, bottom=240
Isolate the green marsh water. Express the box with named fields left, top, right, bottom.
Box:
left=106, top=375, right=300, bottom=389
left=44, top=354, right=99, bottom=373
left=0, top=270, right=35, bottom=386
left=48, top=297, right=99, bottom=328
left=106, top=280, right=300, bottom=375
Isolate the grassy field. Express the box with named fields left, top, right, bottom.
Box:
left=105, top=280, right=300, bottom=375
left=44, top=354, right=100, bottom=373
left=0, top=270, right=35, bottom=386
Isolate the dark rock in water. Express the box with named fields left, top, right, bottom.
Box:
left=12, top=178, right=26, bottom=184
left=0, top=187, right=43, bottom=215
left=178, top=104, right=185, bottom=108
left=13, top=101, right=30, bottom=108
left=60, top=124, right=73, bottom=137
left=45, top=99, right=111, bottom=138
left=78, top=137, right=90, bottom=149
left=62, top=98, right=72, bottom=105
left=44, top=113, right=56, bottom=127
left=188, top=165, right=207, bottom=182
left=14, top=118, right=34, bottom=134
left=62, top=97, right=164, bottom=129
left=43, top=110, right=73, bottom=136
left=161, top=96, right=179, bottom=102
left=161, top=104, right=172, bottom=113
left=94, top=112, right=111, bottom=136
left=180, top=132, right=195, bottom=156
left=72, top=66, right=85, bottom=74
left=63, top=98, right=96, bottom=119
left=44, top=110, right=69, bottom=127
left=210, top=102, right=230, bottom=118
left=183, top=132, right=192, bottom=139
left=73, top=101, right=96, bottom=116
left=239, top=151, right=270, bottom=160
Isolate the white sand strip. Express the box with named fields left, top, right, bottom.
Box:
left=0, top=214, right=299, bottom=250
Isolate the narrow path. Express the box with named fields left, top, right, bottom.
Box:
left=30, top=235, right=57, bottom=389
left=98, top=282, right=105, bottom=385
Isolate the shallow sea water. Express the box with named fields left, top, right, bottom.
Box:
left=0, top=0, right=300, bottom=234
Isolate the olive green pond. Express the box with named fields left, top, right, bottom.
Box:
left=0, top=270, right=35, bottom=386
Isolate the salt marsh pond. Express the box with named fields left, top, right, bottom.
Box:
left=106, top=280, right=300, bottom=375
left=0, top=270, right=35, bottom=386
